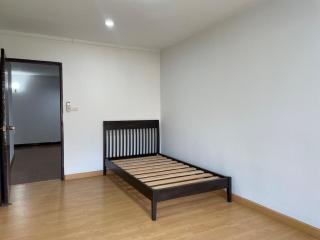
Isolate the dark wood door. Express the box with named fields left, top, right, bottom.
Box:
left=0, top=48, right=14, bottom=206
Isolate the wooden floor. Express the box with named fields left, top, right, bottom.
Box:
left=0, top=175, right=316, bottom=240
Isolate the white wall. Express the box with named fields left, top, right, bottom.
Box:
left=13, top=74, right=61, bottom=144
left=161, top=0, right=320, bottom=228
left=0, top=30, right=160, bottom=175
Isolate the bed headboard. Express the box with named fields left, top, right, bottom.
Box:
left=103, top=120, right=159, bottom=161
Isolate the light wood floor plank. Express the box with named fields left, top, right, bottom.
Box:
left=0, top=176, right=316, bottom=240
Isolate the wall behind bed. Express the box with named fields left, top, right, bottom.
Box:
left=160, top=0, right=320, bottom=229
left=0, top=30, right=160, bottom=175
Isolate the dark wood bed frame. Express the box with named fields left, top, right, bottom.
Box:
left=103, top=120, right=232, bottom=220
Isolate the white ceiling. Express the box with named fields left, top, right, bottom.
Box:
left=0, top=0, right=261, bottom=50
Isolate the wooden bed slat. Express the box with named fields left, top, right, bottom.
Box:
left=146, top=173, right=213, bottom=187
left=112, top=155, right=164, bottom=162
left=129, top=165, right=190, bottom=175
left=134, top=167, right=198, bottom=178
left=113, top=158, right=167, bottom=165
left=120, top=161, right=178, bottom=170
left=127, top=163, right=185, bottom=173
left=112, top=156, right=167, bottom=163
left=117, top=160, right=176, bottom=168
left=114, top=160, right=174, bottom=169
left=113, top=158, right=165, bottom=165
left=113, top=159, right=174, bottom=167
left=140, top=170, right=205, bottom=182
left=113, top=157, right=170, bottom=165
left=152, top=176, right=219, bottom=190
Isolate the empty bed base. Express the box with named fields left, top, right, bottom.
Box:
left=109, top=155, right=231, bottom=220
left=112, top=156, right=218, bottom=189
left=103, top=120, right=232, bottom=221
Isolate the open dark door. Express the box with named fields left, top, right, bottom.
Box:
left=0, top=48, right=14, bottom=206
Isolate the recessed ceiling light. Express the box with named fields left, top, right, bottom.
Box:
left=105, top=18, right=115, bottom=28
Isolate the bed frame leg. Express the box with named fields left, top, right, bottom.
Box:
left=103, top=159, right=109, bottom=176
left=151, top=194, right=157, bottom=221
left=103, top=159, right=107, bottom=176
left=227, top=177, right=232, bottom=202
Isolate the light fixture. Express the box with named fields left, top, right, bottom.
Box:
left=12, top=82, right=20, bottom=93
left=105, top=18, right=115, bottom=28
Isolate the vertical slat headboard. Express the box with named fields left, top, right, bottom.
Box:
left=103, top=120, right=159, bottom=161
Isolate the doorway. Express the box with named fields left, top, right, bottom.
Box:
left=8, top=59, right=64, bottom=185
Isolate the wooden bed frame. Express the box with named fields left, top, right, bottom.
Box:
left=103, top=120, right=232, bottom=220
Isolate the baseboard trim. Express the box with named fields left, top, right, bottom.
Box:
left=218, top=191, right=320, bottom=239
left=65, top=171, right=103, bottom=180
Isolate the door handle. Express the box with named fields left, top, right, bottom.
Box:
left=1, top=125, right=15, bottom=132
left=8, top=126, right=15, bottom=131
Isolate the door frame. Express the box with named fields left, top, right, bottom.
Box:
left=0, top=49, right=11, bottom=205
left=7, top=58, right=65, bottom=180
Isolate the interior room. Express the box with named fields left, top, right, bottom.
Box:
left=0, top=0, right=319, bottom=239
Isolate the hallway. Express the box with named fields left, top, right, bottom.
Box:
left=11, top=144, right=61, bottom=185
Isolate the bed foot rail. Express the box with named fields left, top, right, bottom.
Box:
left=227, top=177, right=232, bottom=202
